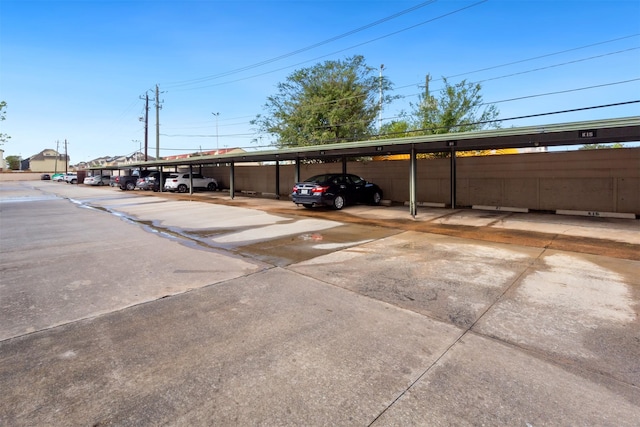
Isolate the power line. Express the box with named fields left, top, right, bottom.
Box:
left=392, top=33, right=640, bottom=91
left=494, top=100, right=639, bottom=122
left=170, top=66, right=640, bottom=134
left=163, top=0, right=439, bottom=89
left=165, top=0, right=488, bottom=92
left=395, top=48, right=640, bottom=101
left=473, top=48, right=639, bottom=84
left=158, top=79, right=640, bottom=141
left=485, top=79, right=640, bottom=105
left=158, top=76, right=640, bottom=141
left=150, top=24, right=639, bottom=146
left=161, top=33, right=640, bottom=131
left=161, top=132, right=257, bottom=138
left=352, top=101, right=640, bottom=140
left=164, top=38, right=638, bottom=129
left=156, top=101, right=640, bottom=153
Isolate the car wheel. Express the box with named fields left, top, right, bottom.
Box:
left=207, top=182, right=217, bottom=191
left=98, top=181, right=104, bottom=186
left=71, top=179, right=77, bottom=184
left=371, top=191, right=382, bottom=205
left=178, top=184, right=188, bottom=193
left=303, top=204, right=313, bottom=209
left=333, top=194, right=345, bottom=210
left=125, top=182, right=135, bottom=191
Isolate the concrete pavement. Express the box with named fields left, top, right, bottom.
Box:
left=1, top=180, right=639, bottom=425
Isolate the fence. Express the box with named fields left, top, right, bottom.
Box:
left=200, top=148, right=640, bottom=214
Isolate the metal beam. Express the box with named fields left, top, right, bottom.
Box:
left=229, top=162, right=235, bottom=199
left=409, top=145, right=417, bottom=218
left=450, top=149, right=457, bottom=209
left=275, top=160, right=280, bottom=199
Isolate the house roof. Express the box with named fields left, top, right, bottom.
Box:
left=30, top=149, right=69, bottom=161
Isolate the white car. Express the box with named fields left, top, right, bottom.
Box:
left=83, top=174, right=110, bottom=186
left=163, top=173, right=218, bottom=193
left=64, top=173, right=78, bottom=184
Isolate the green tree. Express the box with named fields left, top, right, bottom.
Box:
left=6, top=155, right=20, bottom=170
left=252, top=55, right=397, bottom=148
left=378, top=117, right=412, bottom=139
left=411, top=77, right=500, bottom=135
left=0, top=101, right=10, bottom=145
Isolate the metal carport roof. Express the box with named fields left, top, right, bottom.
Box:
left=91, top=116, right=640, bottom=216
left=116, top=116, right=638, bottom=167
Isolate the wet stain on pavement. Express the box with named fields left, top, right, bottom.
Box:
left=85, top=201, right=400, bottom=267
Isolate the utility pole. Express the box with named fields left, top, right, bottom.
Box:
left=378, top=64, right=385, bottom=132
left=54, top=140, right=59, bottom=174
left=425, top=73, right=430, bottom=97
left=64, top=139, right=68, bottom=174
left=212, top=112, right=219, bottom=153
left=154, top=84, right=163, bottom=160
left=139, top=92, right=149, bottom=161
left=423, top=74, right=432, bottom=111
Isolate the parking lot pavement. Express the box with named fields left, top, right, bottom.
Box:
left=372, top=331, right=639, bottom=426
left=1, top=268, right=464, bottom=425
left=1, top=181, right=639, bottom=425
left=0, top=187, right=268, bottom=342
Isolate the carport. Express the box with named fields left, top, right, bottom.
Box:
left=93, top=116, right=639, bottom=217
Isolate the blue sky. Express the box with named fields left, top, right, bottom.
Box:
left=1, top=0, right=639, bottom=163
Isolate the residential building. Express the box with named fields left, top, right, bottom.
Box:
left=28, top=149, right=69, bottom=173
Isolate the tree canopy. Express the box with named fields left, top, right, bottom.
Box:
left=0, top=101, right=10, bottom=146
left=253, top=59, right=501, bottom=150
left=252, top=55, right=396, bottom=148
left=410, top=77, right=500, bottom=135
left=5, top=155, right=20, bottom=170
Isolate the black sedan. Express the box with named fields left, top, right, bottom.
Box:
left=291, top=173, right=383, bottom=210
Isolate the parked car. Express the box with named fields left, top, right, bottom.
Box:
left=64, top=173, right=78, bottom=184
left=136, top=171, right=172, bottom=191
left=291, top=173, right=383, bottom=210
left=83, top=174, right=110, bottom=186
left=52, top=173, right=65, bottom=182
left=40, top=174, right=51, bottom=180
left=163, top=173, right=218, bottom=193
left=136, top=176, right=153, bottom=191
left=116, top=170, right=157, bottom=191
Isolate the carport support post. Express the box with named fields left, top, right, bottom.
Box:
left=450, top=148, right=457, bottom=209
left=275, top=159, right=280, bottom=199
left=189, top=164, right=194, bottom=195
left=294, top=157, right=300, bottom=184
left=342, top=156, right=347, bottom=175
left=229, top=161, right=235, bottom=199
left=159, top=166, right=163, bottom=193
left=410, top=145, right=417, bottom=218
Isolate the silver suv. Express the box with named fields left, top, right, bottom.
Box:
left=163, top=173, right=218, bottom=193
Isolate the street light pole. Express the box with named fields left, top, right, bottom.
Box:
left=212, top=112, right=219, bottom=153
left=379, top=64, right=384, bottom=132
